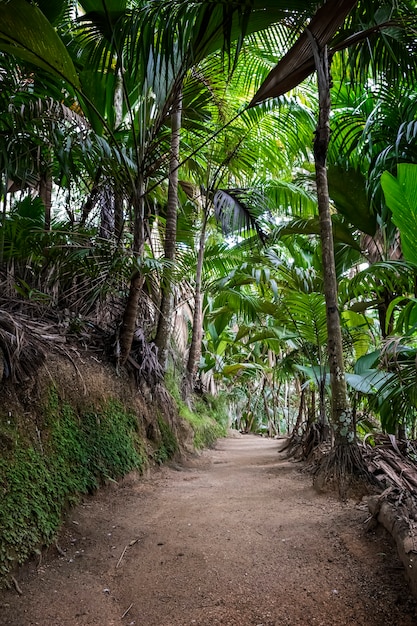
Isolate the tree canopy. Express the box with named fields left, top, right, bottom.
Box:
left=2, top=0, right=417, bottom=468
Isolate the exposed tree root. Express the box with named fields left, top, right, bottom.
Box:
left=280, top=422, right=330, bottom=461
left=313, top=442, right=378, bottom=500
left=368, top=491, right=417, bottom=598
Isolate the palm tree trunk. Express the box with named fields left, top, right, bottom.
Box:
left=284, top=381, right=290, bottom=434
left=112, top=65, right=127, bottom=244
left=309, top=36, right=371, bottom=496
left=292, top=383, right=305, bottom=436
left=318, top=374, right=326, bottom=426
left=274, top=375, right=281, bottom=435
left=80, top=169, right=102, bottom=227
left=154, top=92, right=182, bottom=369
left=99, top=189, right=114, bottom=239
left=0, top=175, right=7, bottom=265
left=182, top=208, right=208, bottom=399
left=114, top=190, right=124, bottom=245
left=39, top=172, right=52, bottom=231
left=118, top=178, right=146, bottom=365
left=114, top=65, right=123, bottom=129
left=118, top=270, right=144, bottom=365
left=309, top=35, right=353, bottom=446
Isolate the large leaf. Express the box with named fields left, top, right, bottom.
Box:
left=249, top=0, right=358, bottom=105
left=222, top=362, right=263, bottom=377
left=327, top=165, right=376, bottom=236
left=381, top=163, right=417, bottom=264
left=354, top=350, right=380, bottom=374
left=345, top=370, right=388, bottom=394
left=0, top=0, right=80, bottom=88
left=271, top=215, right=361, bottom=250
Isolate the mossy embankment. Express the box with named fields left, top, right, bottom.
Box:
left=0, top=353, right=226, bottom=587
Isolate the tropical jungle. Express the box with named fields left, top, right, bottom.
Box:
left=1, top=0, right=417, bottom=616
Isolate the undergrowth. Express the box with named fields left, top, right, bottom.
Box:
left=165, top=372, right=227, bottom=449
left=180, top=403, right=225, bottom=448
left=153, top=414, right=179, bottom=464
left=0, top=388, right=145, bottom=585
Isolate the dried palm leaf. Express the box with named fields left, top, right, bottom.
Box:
left=0, top=309, right=47, bottom=384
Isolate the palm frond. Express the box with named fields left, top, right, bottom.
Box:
left=339, top=260, right=416, bottom=310
left=336, top=1, right=417, bottom=87
left=0, top=309, right=46, bottom=384
left=249, top=0, right=358, bottom=106
left=213, top=188, right=268, bottom=242
left=269, top=215, right=361, bottom=250
left=280, top=290, right=328, bottom=349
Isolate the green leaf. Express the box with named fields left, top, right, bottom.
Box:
left=354, top=351, right=380, bottom=375
left=0, top=0, right=80, bottom=88
left=222, top=362, right=263, bottom=377
left=345, top=371, right=387, bottom=394
left=328, top=165, right=376, bottom=236
left=272, top=215, right=361, bottom=249
left=282, top=291, right=328, bottom=347
left=381, top=164, right=417, bottom=264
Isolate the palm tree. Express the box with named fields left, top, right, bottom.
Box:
left=180, top=68, right=318, bottom=397
left=153, top=93, right=182, bottom=367
left=3, top=0, right=417, bottom=452
left=246, top=0, right=417, bottom=491
left=0, top=0, right=320, bottom=366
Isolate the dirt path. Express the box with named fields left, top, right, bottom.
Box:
left=1, top=435, right=416, bottom=626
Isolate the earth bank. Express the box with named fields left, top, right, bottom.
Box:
left=0, top=350, right=224, bottom=585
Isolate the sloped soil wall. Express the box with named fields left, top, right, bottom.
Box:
left=0, top=351, right=193, bottom=587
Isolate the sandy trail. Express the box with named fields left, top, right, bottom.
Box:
left=1, top=435, right=416, bottom=625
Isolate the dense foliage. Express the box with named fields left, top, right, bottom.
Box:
left=1, top=0, right=417, bottom=453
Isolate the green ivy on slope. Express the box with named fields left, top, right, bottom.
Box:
left=153, top=414, right=179, bottom=464
left=0, top=389, right=148, bottom=584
